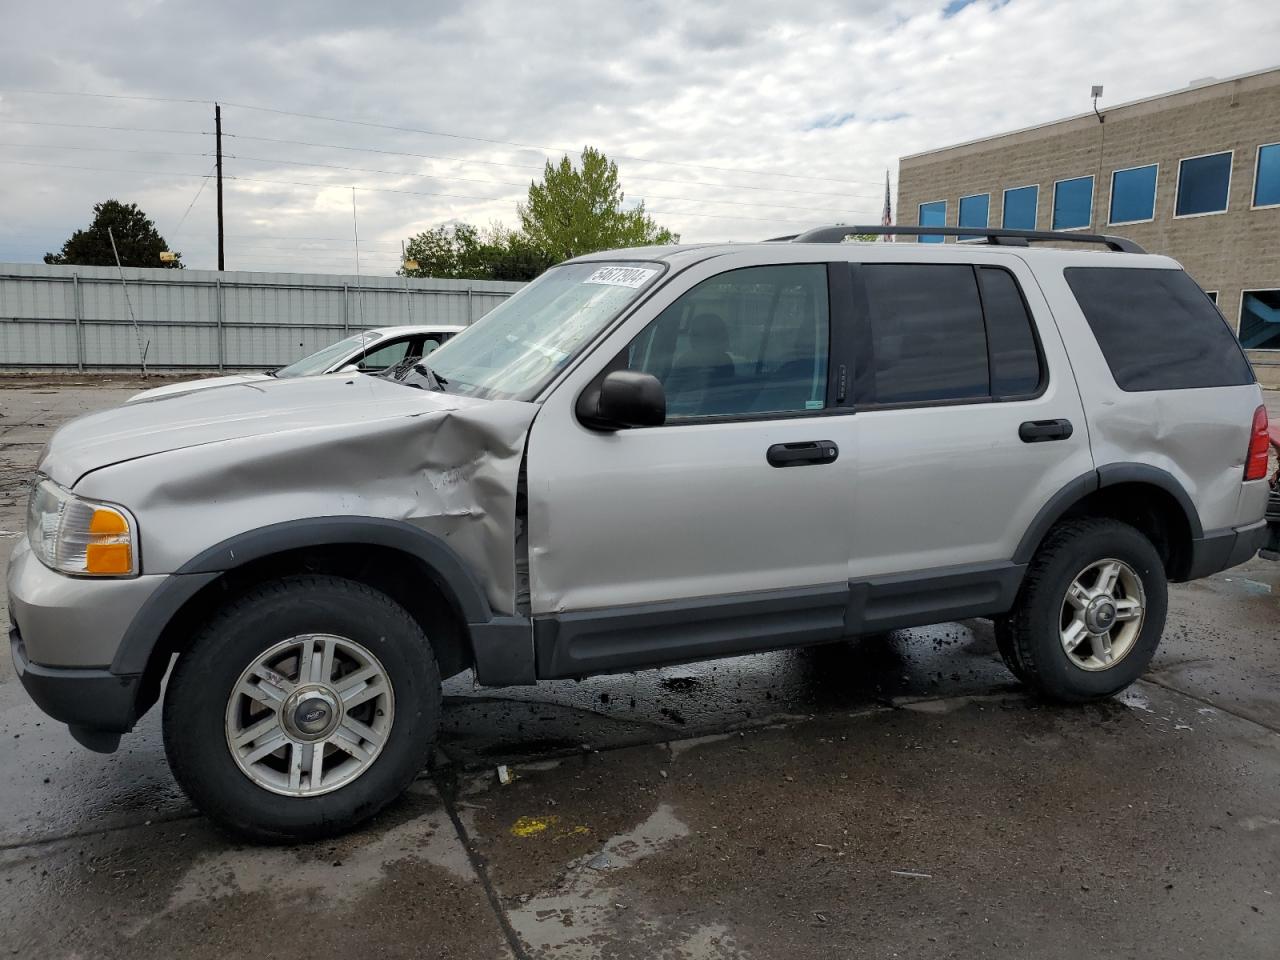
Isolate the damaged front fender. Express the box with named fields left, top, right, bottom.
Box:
left=67, top=381, right=539, bottom=617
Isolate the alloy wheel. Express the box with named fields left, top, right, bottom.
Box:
left=224, top=634, right=395, bottom=797
left=1059, top=558, right=1146, bottom=671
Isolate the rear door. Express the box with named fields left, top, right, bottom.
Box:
left=846, top=255, right=1094, bottom=580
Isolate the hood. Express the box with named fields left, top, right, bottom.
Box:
left=42, top=373, right=490, bottom=486
left=127, top=373, right=271, bottom=403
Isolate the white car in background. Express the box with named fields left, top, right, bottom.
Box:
left=127, top=325, right=465, bottom=402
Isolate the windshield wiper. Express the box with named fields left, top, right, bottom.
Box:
left=412, top=362, right=448, bottom=392
left=379, top=356, right=448, bottom=392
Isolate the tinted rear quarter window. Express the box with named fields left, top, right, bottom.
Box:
left=1064, top=267, right=1254, bottom=391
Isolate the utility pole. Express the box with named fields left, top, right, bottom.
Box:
left=215, top=103, right=225, bottom=270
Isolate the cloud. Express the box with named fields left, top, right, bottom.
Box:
left=807, top=111, right=860, bottom=131
left=0, top=0, right=1276, bottom=274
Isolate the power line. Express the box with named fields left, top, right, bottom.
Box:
left=2, top=88, right=885, bottom=187
left=5, top=89, right=211, bottom=105
left=225, top=234, right=404, bottom=244
left=0, top=118, right=209, bottom=136
left=0, top=141, right=212, bottom=160
left=170, top=163, right=217, bottom=237
left=0, top=157, right=212, bottom=178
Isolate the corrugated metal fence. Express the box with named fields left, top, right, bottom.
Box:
left=0, top=263, right=524, bottom=370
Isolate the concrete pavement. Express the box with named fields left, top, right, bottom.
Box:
left=1, top=375, right=1277, bottom=958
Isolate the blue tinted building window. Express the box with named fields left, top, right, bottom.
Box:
left=1240, top=290, right=1280, bottom=350
left=957, top=193, right=989, bottom=240
left=918, top=200, right=946, bottom=243
left=1109, top=164, right=1158, bottom=224
left=1002, top=185, right=1038, bottom=230
left=1176, top=152, right=1232, bottom=216
left=1254, top=143, right=1280, bottom=208
left=1052, top=176, right=1093, bottom=230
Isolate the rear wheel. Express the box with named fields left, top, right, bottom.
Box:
left=163, top=575, right=440, bottom=842
left=1000, top=518, right=1167, bottom=702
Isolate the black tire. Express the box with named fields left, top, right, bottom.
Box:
left=163, top=575, right=441, bottom=842
left=993, top=617, right=1030, bottom=684
left=1001, top=517, right=1168, bottom=702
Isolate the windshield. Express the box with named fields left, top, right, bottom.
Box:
left=275, top=331, right=382, bottom=378
left=401, top=262, right=662, bottom=399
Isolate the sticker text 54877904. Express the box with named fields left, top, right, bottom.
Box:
left=583, top=266, right=659, bottom=288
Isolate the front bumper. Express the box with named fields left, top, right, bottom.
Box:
left=7, top=535, right=167, bottom=752
left=11, top=627, right=139, bottom=751
left=6, top=535, right=165, bottom=668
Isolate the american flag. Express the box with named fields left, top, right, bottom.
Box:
left=881, top=170, right=893, bottom=241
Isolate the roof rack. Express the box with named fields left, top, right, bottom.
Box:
left=788, top=225, right=1146, bottom=254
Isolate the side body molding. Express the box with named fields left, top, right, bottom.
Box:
left=112, top=516, right=535, bottom=685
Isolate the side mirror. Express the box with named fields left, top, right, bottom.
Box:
left=337, top=363, right=361, bottom=374
left=577, top=370, right=666, bottom=430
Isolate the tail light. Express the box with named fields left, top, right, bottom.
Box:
left=1245, top=404, right=1269, bottom=481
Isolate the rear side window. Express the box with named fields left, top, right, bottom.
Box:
left=855, top=263, right=1044, bottom=405
left=1064, top=267, right=1254, bottom=391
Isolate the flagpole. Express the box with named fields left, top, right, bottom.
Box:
left=882, top=170, right=894, bottom=241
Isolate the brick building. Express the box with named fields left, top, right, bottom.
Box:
left=897, top=67, right=1280, bottom=380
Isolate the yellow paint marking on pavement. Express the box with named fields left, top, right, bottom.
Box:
left=511, top=815, right=559, bottom=837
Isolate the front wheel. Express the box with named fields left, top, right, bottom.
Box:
left=999, top=518, right=1168, bottom=702
left=163, top=575, right=441, bottom=842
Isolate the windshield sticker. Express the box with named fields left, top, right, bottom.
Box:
left=583, top=266, right=658, bottom=289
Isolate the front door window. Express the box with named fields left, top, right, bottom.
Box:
left=623, top=264, right=830, bottom=419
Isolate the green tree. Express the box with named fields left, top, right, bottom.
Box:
left=482, top=224, right=556, bottom=281
left=44, top=199, right=182, bottom=268
left=400, top=223, right=485, bottom=279
left=518, top=147, right=677, bottom=261
left=400, top=222, right=555, bottom=282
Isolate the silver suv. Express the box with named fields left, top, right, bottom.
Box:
left=8, top=226, right=1272, bottom=840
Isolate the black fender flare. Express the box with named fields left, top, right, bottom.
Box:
left=1093, top=463, right=1204, bottom=539
left=1012, top=464, right=1204, bottom=565
left=111, top=517, right=498, bottom=677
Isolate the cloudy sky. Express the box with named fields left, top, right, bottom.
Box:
left=0, top=0, right=1276, bottom=276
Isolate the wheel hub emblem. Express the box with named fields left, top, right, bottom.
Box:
left=280, top=687, right=343, bottom=741
left=1085, top=596, right=1117, bottom=634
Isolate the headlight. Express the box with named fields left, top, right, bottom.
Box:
left=27, top=478, right=138, bottom=577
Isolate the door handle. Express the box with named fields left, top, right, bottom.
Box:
left=1019, top=419, right=1074, bottom=443
left=766, top=440, right=839, bottom=467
